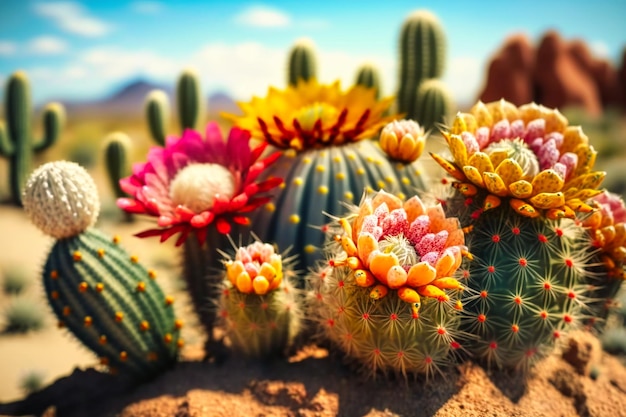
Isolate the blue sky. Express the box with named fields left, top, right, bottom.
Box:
left=1, top=0, right=625, bottom=106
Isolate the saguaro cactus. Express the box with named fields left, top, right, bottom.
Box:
left=145, top=69, right=203, bottom=145
left=0, top=71, right=65, bottom=205
left=287, top=38, right=318, bottom=87
left=397, top=10, right=447, bottom=120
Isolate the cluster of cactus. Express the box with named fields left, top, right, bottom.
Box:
left=145, top=69, right=203, bottom=145
left=218, top=241, right=302, bottom=358
left=22, top=161, right=182, bottom=381
left=0, top=71, right=65, bottom=205
left=397, top=10, right=454, bottom=131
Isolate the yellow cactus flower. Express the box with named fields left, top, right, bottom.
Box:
left=583, top=191, right=626, bottom=279
left=225, top=241, right=284, bottom=295
left=222, top=79, right=397, bottom=151
left=379, top=119, right=427, bottom=163
left=332, top=190, right=467, bottom=315
left=431, top=99, right=606, bottom=219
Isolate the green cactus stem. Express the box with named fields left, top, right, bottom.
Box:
left=397, top=10, right=447, bottom=120
left=415, top=79, right=455, bottom=132
left=287, top=38, right=318, bottom=87
left=249, top=140, right=428, bottom=275
left=144, top=69, right=203, bottom=145
left=22, top=161, right=181, bottom=381
left=457, top=202, right=591, bottom=370
left=355, top=63, right=382, bottom=100
left=104, top=132, right=131, bottom=199
left=219, top=241, right=302, bottom=358
left=0, top=71, right=65, bottom=205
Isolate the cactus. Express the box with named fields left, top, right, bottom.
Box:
left=0, top=71, right=65, bottom=205
left=145, top=69, right=203, bottom=145
left=22, top=161, right=181, bottom=381
left=430, top=100, right=609, bottom=369
left=355, top=63, right=382, bottom=100
left=460, top=203, right=591, bottom=369
left=287, top=38, right=317, bottom=87
left=415, top=79, right=455, bottom=132
left=580, top=191, right=626, bottom=330
left=3, top=297, right=46, bottom=333
left=116, top=123, right=283, bottom=354
left=103, top=132, right=131, bottom=199
left=308, top=190, right=467, bottom=378
left=219, top=241, right=302, bottom=358
left=397, top=10, right=447, bottom=120
left=223, top=79, right=430, bottom=275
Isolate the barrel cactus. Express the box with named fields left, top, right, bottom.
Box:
left=222, top=79, right=430, bottom=274
left=22, top=161, right=181, bottom=381
left=430, top=99, right=608, bottom=369
left=581, top=191, right=626, bottom=330
left=116, top=122, right=283, bottom=352
left=309, top=190, right=468, bottom=379
left=414, top=79, right=455, bottom=132
left=0, top=71, right=65, bottom=205
left=219, top=241, right=302, bottom=358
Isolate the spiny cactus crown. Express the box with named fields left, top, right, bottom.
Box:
left=22, top=161, right=100, bottom=239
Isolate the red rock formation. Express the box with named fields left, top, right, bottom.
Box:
left=534, top=31, right=601, bottom=115
left=477, top=30, right=624, bottom=115
left=479, top=34, right=534, bottom=105
left=569, top=39, right=621, bottom=107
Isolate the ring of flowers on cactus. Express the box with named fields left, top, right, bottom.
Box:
left=331, top=189, right=468, bottom=316
left=430, top=99, right=606, bottom=220
left=221, top=78, right=398, bottom=151
left=116, top=122, right=283, bottom=246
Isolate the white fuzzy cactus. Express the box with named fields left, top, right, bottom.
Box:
left=22, top=161, right=100, bottom=239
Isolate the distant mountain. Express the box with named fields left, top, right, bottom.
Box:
left=56, top=79, right=239, bottom=119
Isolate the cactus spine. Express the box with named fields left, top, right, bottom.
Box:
left=309, top=190, right=467, bottom=378
left=219, top=241, right=302, bottom=358
left=22, top=161, right=181, bottom=381
left=0, top=71, right=64, bottom=205
left=355, top=63, right=382, bottom=100
left=415, top=79, right=455, bottom=132
left=145, top=69, right=203, bottom=145
left=460, top=203, right=591, bottom=369
left=397, top=10, right=447, bottom=121
left=287, top=38, right=318, bottom=86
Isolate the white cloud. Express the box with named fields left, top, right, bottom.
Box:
left=79, top=47, right=178, bottom=80
left=28, top=36, right=68, bottom=55
left=34, top=2, right=112, bottom=37
left=590, top=41, right=609, bottom=58
left=234, top=5, right=291, bottom=28
left=442, top=56, right=484, bottom=108
left=0, top=41, right=17, bottom=55
left=131, top=1, right=164, bottom=14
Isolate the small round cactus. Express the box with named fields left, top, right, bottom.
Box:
left=22, top=161, right=99, bottom=239
left=309, top=190, right=468, bottom=379
left=219, top=241, right=302, bottom=358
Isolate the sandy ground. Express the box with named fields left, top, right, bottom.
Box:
left=1, top=185, right=626, bottom=417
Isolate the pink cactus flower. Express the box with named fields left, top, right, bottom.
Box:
left=117, top=123, right=283, bottom=245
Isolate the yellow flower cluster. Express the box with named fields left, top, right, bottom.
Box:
left=431, top=99, right=606, bottom=219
